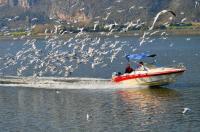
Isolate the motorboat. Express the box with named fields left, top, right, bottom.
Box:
left=112, top=53, right=186, bottom=87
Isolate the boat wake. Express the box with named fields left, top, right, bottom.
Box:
left=0, top=76, right=147, bottom=90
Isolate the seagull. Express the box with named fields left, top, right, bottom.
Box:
left=117, top=9, right=125, bottom=13
left=6, top=18, right=12, bottom=21
left=149, top=10, right=176, bottom=30
left=14, top=16, right=19, bottom=20
left=150, top=30, right=160, bottom=36
left=186, top=38, right=191, bottom=41
left=115, top=0, right=122, bottom=3
left=80, top=8, right=85, bottom=11
left=56, top=90, right=60, bottom=94
left=169, top=43, right=174, bottom=47
left=124, top=21, right=137, bottom=32
left=195, top=1, right=200, bottom=8
left=104, top=24, right=115, bottom=31
left=31, top=18, right=38, bottom=21
left=93, top=21, right=99, bottom=30
left=102, top=12, right=111, bottom=20
left=71, top=2, right=78, bottom=8
left=182, top=107, right=191, bottom=114
left=129, top=6, right=135, bottom=11
left=77, top=27, right=84, bottom=32
left=86, top=113, right=90, bottom=121
left=138, top=6, right=144, bottom=9
left=181, top=18, right=187, bottom=23
left=161, top=32, right=167, bottom=36
left=105, top=6, right=113, bottom=10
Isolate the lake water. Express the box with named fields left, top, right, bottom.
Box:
left=0, top=36, right=200, bottom=131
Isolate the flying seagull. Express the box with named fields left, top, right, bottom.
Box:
left=149, top=10, right=176, bottom=30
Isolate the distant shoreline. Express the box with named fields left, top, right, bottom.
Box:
left=0, top=29, right=200, bottom=40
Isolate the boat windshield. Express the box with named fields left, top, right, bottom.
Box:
left=143, top=63, right=157, bottom=69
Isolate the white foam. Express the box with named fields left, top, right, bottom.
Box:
left=0, top=76, right=146, bottom=90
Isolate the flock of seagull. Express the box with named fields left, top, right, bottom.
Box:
left=0, top=2, right=193, bottom=77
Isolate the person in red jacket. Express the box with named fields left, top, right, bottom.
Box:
left=125, top=63, right=133, bottom=73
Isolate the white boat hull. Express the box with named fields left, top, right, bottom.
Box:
left=112, top=67, right=185, bottom=87
left=119, top=72, right=183, bottom=86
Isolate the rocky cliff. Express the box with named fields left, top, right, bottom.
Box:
left=0, top=0, right=200, bottom=26
left=0, top=0, right=39, bottom=8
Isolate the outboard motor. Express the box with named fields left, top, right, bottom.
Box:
left=112, top=72, right=122, bottom=77
left=112, top=72, right=117, bottom=77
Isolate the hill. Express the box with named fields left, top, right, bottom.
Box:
left=0, top=0, right=200, bottom=28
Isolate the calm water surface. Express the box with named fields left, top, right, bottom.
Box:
left=0, top=36, right=200, bottom=131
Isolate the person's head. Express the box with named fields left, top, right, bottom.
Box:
left=139, top=61, right=143, bottom=65
left=127, top=63, right=131, bottom=67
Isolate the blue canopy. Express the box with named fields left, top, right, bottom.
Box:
left=126, top=53, right=156, bottom=61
